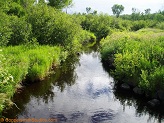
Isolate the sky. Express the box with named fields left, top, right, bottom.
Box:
left=66, top=0, right=164, bottom=15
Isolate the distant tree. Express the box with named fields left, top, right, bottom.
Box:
left=48, top=0, right=72, bottom=9
left=86, top=7, right=91, bottom=14
left=86, top=7, right=97, bottom=15
left=132, top=8, right=139, bottom=14
left=131, top=8, right=141, bottom=20
left=158, top=10, right=164, bottom=15
left=112, top=4, right=124, bottom=17
left=65, top=1, right=73, bottom=13
left=145, top=8, right=151, bottom=15
left=92, top=10, right=97, bottom=15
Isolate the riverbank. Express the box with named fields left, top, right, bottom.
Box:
left=0, top=37, right=96, bottom=116
left=0, top=45, right=67, bottom=114
left=100, top=28, right=164, bottom=105
left=2, top=51, right=163, bottom=123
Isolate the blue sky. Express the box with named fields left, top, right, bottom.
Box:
left=66, top=0, right=164, bottom=15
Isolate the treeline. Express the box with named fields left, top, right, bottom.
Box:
left=120, top=8, right=164, bottom=30
left=72, top=9, right=164, bottom=41
left=121, top=8, right=164, bottom=22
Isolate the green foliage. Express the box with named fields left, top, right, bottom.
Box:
left=0, top=0, right=96, bottom=114
left=27, top=4, right=83, bottom=48
left=27, top=5, right=55, bottom=45
left=50, top=13, right=82, bottom=45
left=0, top=45, right=64, bottom=113
left=112, top=4, right=124, bottom=18
left=130, top=20, right=147, bottom=31
left=6, top=2, right=25, bottom=17
left=1, top=0, right=164, bottom=114
left=48, top=0, right=72, bottom=9
left=3, top=45, right=62, bottom=81
left=80, top=14, right=112, bottom=40
left=78, top=30, right=96, bottom=46
left=0, top=49, right=13, bottom=114
left=121, top=9, right=164, bottom=26
left=154, top=13, right=164, bottom=22
left=156, top=22, right=164, bottom=30
left=101, top=30, right=164, bottom=92
left=8, top=16, right=32, bottom=45
left=0, top=12, right=12, bottom=46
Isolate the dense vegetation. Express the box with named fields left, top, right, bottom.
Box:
left=0, top=45, right=64, bottom=112
left=0, top=0, right=164, bottom=115
left=0, top=0, right=95, bottom=114
left=101, top=29, right=164, bottom=94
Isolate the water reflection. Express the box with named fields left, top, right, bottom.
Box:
left=2, top=54, right=80, bottom=118
left=2, top=51, right=164, bottom=123
left=52, top=54, right=79, bottom=92
left=114, top=88, right=164, bottom=123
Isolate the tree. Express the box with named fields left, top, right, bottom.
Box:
left=145, top=8, right=151, bottom=15
left=131, top=8, right=140, bottom=20
left=92, top=10, right=97, bottom=15
left=6, top=2, right=25, bottom=17
left=65, top=1, right=74, bottom=13
left=48, top=0, right=72, bottom=9
left=86, top=7, right=91, bottom=14
left=112, top=4, right=124, bottom=18
left=132, top=8, right=139, bottom=14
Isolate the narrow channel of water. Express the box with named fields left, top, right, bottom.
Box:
left=3, top=51, right=164, bottom=123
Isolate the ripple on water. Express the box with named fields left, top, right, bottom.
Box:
left=91, top=110, right=115, bottom=123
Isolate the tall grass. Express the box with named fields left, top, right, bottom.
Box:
left=0, top=45, right=65, bottom=114
left=100, top=29, right=164, bottom=93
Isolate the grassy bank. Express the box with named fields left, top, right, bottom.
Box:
left=101, top=28, right=164, bottom=94
left=0, top=45, right=67, bottom=114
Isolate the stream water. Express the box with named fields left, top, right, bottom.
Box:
left=2, top=50, right=164, bottom=123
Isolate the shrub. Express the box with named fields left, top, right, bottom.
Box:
left=8, top=16, right=32, bottom=45
left=81, top=14, right=112, bottom=40
left=156, top=22, right=164, bottom=30
left=100, top=30, right=164, bottom=92
left=27, top=5, right=83, bottom=46
left=0, top=49, right=14, bottom=113
left=0, top=12, right=12, bottom=46
left=130, top=20, right=147, bottom=31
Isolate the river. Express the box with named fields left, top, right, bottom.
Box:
left=2, top=50, right=164, bottom=123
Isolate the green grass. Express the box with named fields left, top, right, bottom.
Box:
left=100, top=28, right=164, bottom=93
left=0, top=45, right=65, bottom=114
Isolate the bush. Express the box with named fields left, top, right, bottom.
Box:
left=78, top=30, right=96, bottom=46
left=0, top=12, right=12, bottom=46
left=27, top=5, right=83, bottom=46
left=6, top=2, right=25, bottom=17
left=130, top=20, right=147, bottom=31
left=156, top=22, right=164, bottom=30
left=50, top=13, right=82, bottom=45
left=8, top=16, right=32, bottom=45
left=0, top=49, right=14, bottom=114
left=81, top=14, right=112, bottom=40
left=100, top=29, right=164, bottom=92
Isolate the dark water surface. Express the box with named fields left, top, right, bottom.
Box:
left=3, top=51, right=164, bottom=123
